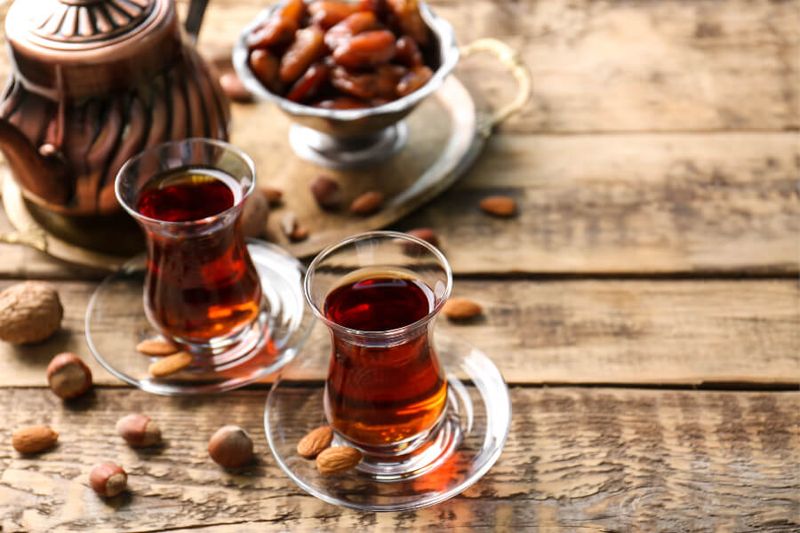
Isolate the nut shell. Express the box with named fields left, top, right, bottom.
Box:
left=12, top=425, right=59, bottom=454
left=90, top=462, right=128, bottom=497
left=0, top=282, right=63, bottom=344
left=116, top=414, right=162, bottom=448
left=297, top=425, right=333, bottom=458
left=208, top=425, right=255, bottom=468
left=316, top=446, right=362, bottom=475
left=46, top=352, right=93, bottom=399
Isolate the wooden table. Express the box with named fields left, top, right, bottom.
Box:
left=1, top=0, right=799, bottom=530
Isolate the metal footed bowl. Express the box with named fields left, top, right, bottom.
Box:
left=233, top=1, right=460, bottom=168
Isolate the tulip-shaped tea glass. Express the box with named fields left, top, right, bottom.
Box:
left=85, top=139, right=313, bottom=395
left=304, top=232, right=455, bottom=478
left=264, top=231, right=510, bottom=510
left=116, top=139, right=263, bottom=354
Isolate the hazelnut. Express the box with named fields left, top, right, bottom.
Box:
left=208, top=425, right=255, bottom=468
left=46, top=352, right=93, bottom=399
left=89, top=462, right=128, bottom=497
left=310, top=176, right=342, bottom=209
left=241, top=191, right=270, bottom=238
left=116, top=414, right=162, bottom=448
left=0, top=281, right=63, bottom=344
left=260, top=186, right=283, bottom=206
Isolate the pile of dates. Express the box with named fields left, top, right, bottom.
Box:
left=245, top=0, right=437, bottom=108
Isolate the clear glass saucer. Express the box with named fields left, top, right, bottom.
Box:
left=264, top=334, right=511, bottom=511
left=85, top=240, right=315, bottom=395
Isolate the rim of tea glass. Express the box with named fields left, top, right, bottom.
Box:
left=303, top=230, right=453, bottom=341
left=114, top=137, right=257, bottom=228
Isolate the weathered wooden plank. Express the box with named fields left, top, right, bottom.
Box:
left=0, top=279, right=797, bottom=387
left=1, top=387, right=797, bottom=531
left=399, top=132, right=800, bottom=275
left=185, top=0, right=800, bottom=133
left=2, top=131, right=798, bottom=278
left=0, top=0, right=797, bottom=134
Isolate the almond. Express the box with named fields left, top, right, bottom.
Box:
left=12, top=425, right=59, bottom=454
left=148, top=351, right=192, bottom=378
left=316, top=446, right=362, bottom=475
left=350, top=191, right=384, bottom=215
left=136, top=337, right=178, bottom=357
left=443, top=297, right=482, bottom=320
left=310, top=176, right=342, bottom=210
left=297, top=425, right=333, bottom=458
left=290, top=224, right=310, bottom=242
left=260, top=186, right=284, bottom=206
left=479, top=195, right=517, bottom=217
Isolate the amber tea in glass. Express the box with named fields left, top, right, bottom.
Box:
left=116, top=139, right=264, bottom=355
left=305, top=232, right=454, bottom=477
left=323, top=273, right=448, bottom=447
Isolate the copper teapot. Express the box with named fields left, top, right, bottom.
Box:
left=0, top=0, right=229, bottom=217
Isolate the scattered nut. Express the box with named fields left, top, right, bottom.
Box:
left=46, top=352, right=93, bottom=399
left=12, top=425, right=59, bottom=454
left=208, top=425, right=255, bottom=468
left=442, top=297, right=482, bottom=320
left=260, top=186, right=284, bottom=206
left=403, top=228, right=440, bottom=254
left=116, top=414, right=162, bottom=448
left=89, top=462, right=128, bottom=497
left=148, top=351, right=193, bottom=378
left=280, top=211, right=310, bottom=242
left=219, top=71, right=253, bottom=103
left=479, top=195, right=517, bottom=217
left=297, top=425, right=333, bottom=458
left=350, top=191, right=384, bottom=215
left=135, top=337, right=178, bottom=357
left=0, top=281, right=63, bottom=344
left=310, top=176, right=342, bottom=209
left=316, top=446, right=362, bottom=475
left=241, top=191, right=270, bottom=238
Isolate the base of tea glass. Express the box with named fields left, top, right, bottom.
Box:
left=264, top=333, right=510, bottom=511
left=288, top=122, right=409, bottom=169
left=85, top=240, right=314, bottom=395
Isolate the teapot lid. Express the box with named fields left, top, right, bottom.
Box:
left=5, top=0, right=182, bottom=99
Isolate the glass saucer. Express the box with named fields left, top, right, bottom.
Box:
left=85, top=240, right=315, bottom=395
left=264, top=334, right=511, bottom=511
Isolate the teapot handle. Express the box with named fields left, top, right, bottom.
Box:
left=184, top=0, right=210, bottom=41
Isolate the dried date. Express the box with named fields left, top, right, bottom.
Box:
left=394, top=35, right=423, bottom=67
left=280, top=26, right=326, bottom=84
left=333, top=30, right=396, bottom=70
left=249, top=49, right=281, bottom=92
left=396, top=65, right=432, bottom=97
left=315, top=97, right=370, bottom=110
left=387, top=0, right=430, bottom=46
left=324, top=11, right=381, bottom=50
left=309, top=1, right=363, bottom=29
left=286, top=62, right=330, bottom=103
left=247, top=0, right=306, bottom=50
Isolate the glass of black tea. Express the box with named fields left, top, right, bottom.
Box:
left=304, top=231, right=460, bottom=480
left=115, top=139, right=264, bottom=357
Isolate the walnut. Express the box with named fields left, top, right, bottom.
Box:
left=0, top=282, right=63, bottom=344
